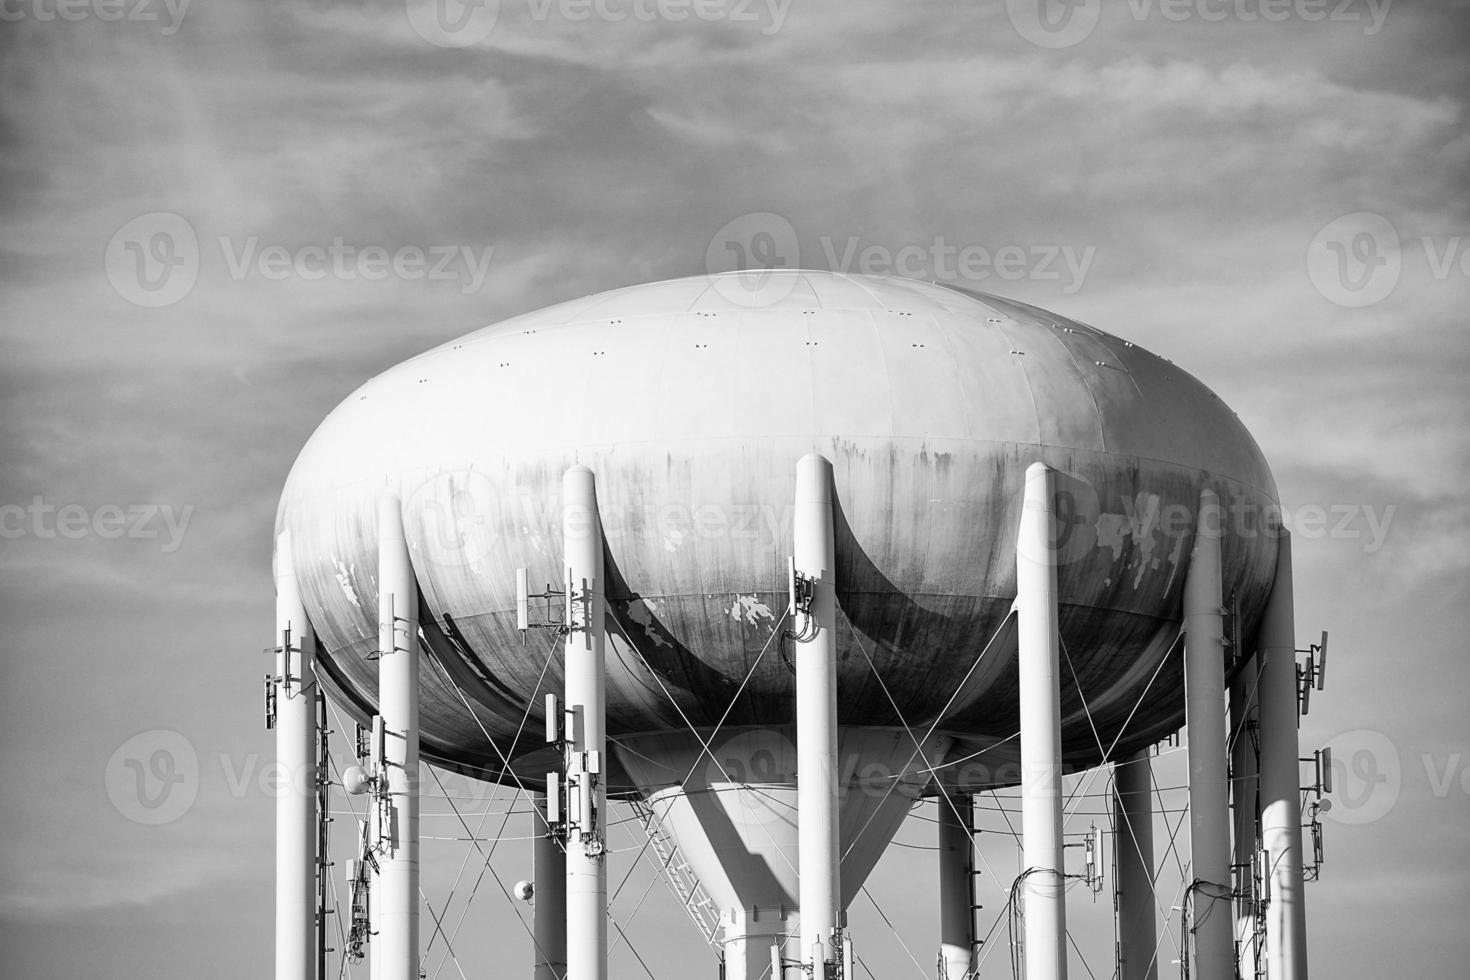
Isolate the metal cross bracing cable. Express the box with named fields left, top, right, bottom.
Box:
left=1154, top=767, right=1193, bottom=883
left=608, top=602, right=791, bottom=790
left=840, top=623, right=1015, bottom=901
left=1058, top=633, right=1109, bottom=764
left=418, top=882, right=469, bottom=980
left=821, top=637, right=1051, bottom=980
left=606, top=604, right=810, bottom=887
left=1134, top=772, right=1194, bottom=975
left=412, top=637, right=566, bottom=979
left=312, top=665, right=375, bottom=979
left=1066, top=923, right=1102, bottom=980
left=609, top=918, right=661, bottom=980
left=320, top=744, right=358, bottom=980
left=312, top=659, right=564, bottom=980
left=608, top=604, right=802, bottom=873
left=317, top=686, right=454, bottom=979
left=313, top=676, right=500, bottom=980
left=429, top=608, right=740, bottom=975
left=968, top=691, right=1193, bottom=980
left=967, top=866, right=1033, bottom=979
left=1058, top=630, right=1202, bottom=973
left=967, top=772, right=1192, bottom=979
left=1102, top=631, right=1183, bottom=763
left=419, top=626, right=627, bottom=972
left=422, top=761, right=560, bottom=980
left=426, top=627, right=566, bottom=851
left=607, top=853, right=661, bottom=944
left=1103, top=763, right=1187, bottom=962
left=858, top=883, right=934, bottom=980
left=1226, top=652, right=1268, bottom=760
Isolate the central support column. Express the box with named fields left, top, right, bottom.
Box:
left=563, top=466, right=607, bottom=980
left=1114, top=751, right=1157, bottom=980
left=375, top=494, right=420, bottom=980
left=1017, top=462, right=1067, bottom=980
left=274, top=530, right=318, bottom=980
left=937, top=794, right=976, bottom=980
left=1183, top=489, right=1230, bottom=980
left=1231, top=658, right=1261, bottom=979
left=1258, top=534, right=1308, bottom=980
left=794, top=453, right=840, bottom=980
left=533, top=791, right=567, bottom=980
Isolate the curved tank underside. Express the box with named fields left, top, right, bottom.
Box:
left=277, top=272, right=1280, bottom=792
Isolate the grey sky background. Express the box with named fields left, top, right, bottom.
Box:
left=1, top=0, right=1467, bottom=977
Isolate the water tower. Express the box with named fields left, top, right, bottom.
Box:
left=267, top=271, right=1320, bottom=980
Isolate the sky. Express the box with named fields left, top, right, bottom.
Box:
left=1, top=0, right=1468, bottom=977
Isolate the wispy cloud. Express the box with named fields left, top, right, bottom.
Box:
left=0, top=0, right=1466, bottom=974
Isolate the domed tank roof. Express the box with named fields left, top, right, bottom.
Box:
left=285, top=271, right=1274, bottom=498
left=277, top=271, right=1280, bottom=786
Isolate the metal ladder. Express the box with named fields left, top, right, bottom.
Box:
left=629, top=797, right=722, bottom=946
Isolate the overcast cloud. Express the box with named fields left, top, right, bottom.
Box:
left=1, top=1, right=1467, bottom=977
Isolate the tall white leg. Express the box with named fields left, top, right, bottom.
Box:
left=375, top=494, right=420, bottom=980
left=1232, top=658, right=1261, bottom=978
left=1258, top=534, right=1308, bottom=980
left=1018, top=462, right=1067, bottom=980
left=1114, top=751, right=1157, bottom=980
left=938, top=795, right=976, bottom=980
left=795, top=453, right=840, bottom=980
left=563, top=467, right=607, bottom=980
left=534, top=791, right=567, bottom=980
left=1184, top=490, right=1231, bottom=980
left=275, top=530, right=318, bottom=980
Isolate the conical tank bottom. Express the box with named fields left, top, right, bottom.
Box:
left=616, top=726, right=945, bottom=980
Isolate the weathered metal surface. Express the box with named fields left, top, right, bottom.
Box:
left=276, top=271, right=1279, bottom=789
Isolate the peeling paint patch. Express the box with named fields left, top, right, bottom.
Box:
left=625, top=598, right=672, bottom=648
left=1095, top=513, right=1130, bottom=562
left=662, top=527, right=686, bottom=553
left=727, top=594, right=776, bottom=628
left=1094, top=493, right=1167, bottom=571
left=332, top=557, right=361, bottom=609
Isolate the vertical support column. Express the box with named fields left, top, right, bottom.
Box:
left=938, top=794, right=976, bottom=980
left=1017, top=462, right=1067, bottom=980
left=275, top=530, right=318, bottom=980
left=533, top=791, right=568, bottom=980
left=1258, top=534, right=1307, bottom=980
left=794, top=453, right=840, bottom=980
left=1184, top=489, right=1230, bottom=980
left=375, top=494, right=420, bottom=980
left=1231, top=660, right=1261, bottom=979
left=1114, top=751, right=1157, bottom=980
left=563, top=466, right=607, bottom=980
